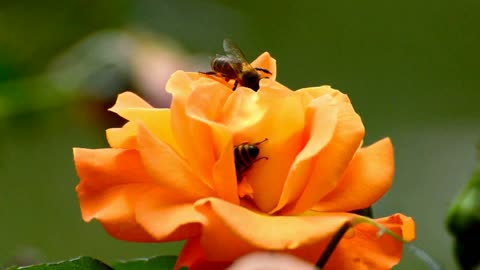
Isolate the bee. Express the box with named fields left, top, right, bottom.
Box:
left=203, top=39, right=272, bottom=91
left=234, top=138, right=268, bottom=182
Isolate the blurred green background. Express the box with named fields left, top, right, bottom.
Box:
left=1, top=1, right=479, bottom=269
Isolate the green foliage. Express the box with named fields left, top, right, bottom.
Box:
left=6, top=257, right=113, bottom=270
left=6, top=256, right=180, bottom=270
left=112, top=256, right=178, bottom=270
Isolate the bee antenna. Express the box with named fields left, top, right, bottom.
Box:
left=255, top=138, right=269, bottom=145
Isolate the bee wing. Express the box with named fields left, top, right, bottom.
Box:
left=223, top=39, right=253, bottom=71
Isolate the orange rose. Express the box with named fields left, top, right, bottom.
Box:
left=74, top=52, right=415, bottom=269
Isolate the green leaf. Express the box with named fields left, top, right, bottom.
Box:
left=6, top=257, right=113, bottom=270
left=112, top=256, right=179, bottom=270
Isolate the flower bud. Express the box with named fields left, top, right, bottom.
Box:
left=447, top=145, right=480, bottom=270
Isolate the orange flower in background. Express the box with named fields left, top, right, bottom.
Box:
left=74, top=52, right=415, bottom=269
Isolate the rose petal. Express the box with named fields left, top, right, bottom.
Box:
left=193, top=197, right=350, bottom=261
left=296, top=86, right=351, bottom=103
left=272, top=95, right=338, bottom=213
left=108, top=92, right=179, bottom=152
left=74, top=148, right=154, bottom=201
left=178, top=198, right=413, bottom=269
left=325, top=214, right=415, bottom=270
left=313, top=138, right=394, bottom=212
left=165, top=70, right=199, bottom=98
left=211, top=125, right=239, bottom=204
left=74, top=148, right=156, bottom=241
left=135, top=188, right=203, bottom=241
left=250, top=52, right=277, bottom=81
left=135, top=123, right=214, bottom=198
left=221, top=87, right=306, bottom=212
left=168, top=82, right=240, bottom=203
left=185, top=84, right=239, bottom=203
left=286, top=98, right=365, bottom=214
left=167, top=75, right=239, bottom=196
left=106, top=122, right=138, bottom=149
left=221, top=88, right=269, bottom=135
left=109, top=91, right=153, bottom=110
left=175, top=237, right=232, bottom=270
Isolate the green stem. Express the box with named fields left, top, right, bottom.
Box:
left=315, top=221, right=352, bottom=268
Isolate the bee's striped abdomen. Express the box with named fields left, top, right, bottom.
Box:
left=233, top=139, right=268, bottom=182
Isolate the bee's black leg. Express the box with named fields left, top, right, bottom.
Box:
left=253, top=156, right=269, bottom=163
left=199, top=71, right=217, bottom=75
left=233, top=80, right=239, bottom=90
left=255, top=67, right=272, bottom=75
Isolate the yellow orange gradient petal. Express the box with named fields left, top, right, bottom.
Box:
left=244, top=94, right=306, bottom=212
left=135, top=123, right=214, bottom=199
left=272, top=95, right=338, bottom=213
left=209, top=124, right=238, bottom=204
left=221, top=88, right=268, bottom=135
left=167, top=78, right=233, bottom=191
left=109, top=94, right=178, bottom=152
left=313, top=138, right=394, bottom=212
left=324, top=214, right=415, bottom=270
left=165, top=70, right=198, bottom=98
left=287, top=99, right=365, bottom=214
left=109, top=91, right=153, bottom=110
left=185, top=85, right=239, bottom=203
left=106, top=122, right=138, bottom=149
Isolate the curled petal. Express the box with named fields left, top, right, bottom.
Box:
left=245, top=94, right=305, bottom=212
left=185, top=85, right=239, bottom=203
left=177, top=198, right=413, bottom=270
left=250, top=52, right=277, bottom=81
left=165, top=70, right=201, bottom=98
left=109, top=91, right=153, bottom=111
left=74, top=148, right=156, bottom=241
left=273, top=95, right=338, bottom=213
left=313, top=138, right=394, bottom=212
left=175, top=237, right=232, bottom=270
left=106, top=122, right=139, bottom=149
left=168, top=73, right=239, bottom=199
left=135, top=188, right=204, bottom=241
left=108, top=92, right=178, bottom=151
left=325, top=214, right=415, bottom=270
left=74, top=148, right=154, bottom=205
left=193, top=197, right=349, bottom=261
left=286, top=98, right=365, bottom=214
left=222, top=87, right=306, bottom=212
left=296, top=86, right=351, bottom=103
left=136, top=123, right=214, bottom=199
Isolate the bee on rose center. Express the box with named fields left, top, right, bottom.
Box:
left=202, top=39, right=272, bottom=91
left=234, top=138, right=269, bottom=182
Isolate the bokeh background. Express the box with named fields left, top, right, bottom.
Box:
left=1, top=1, right=479, bottom=269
